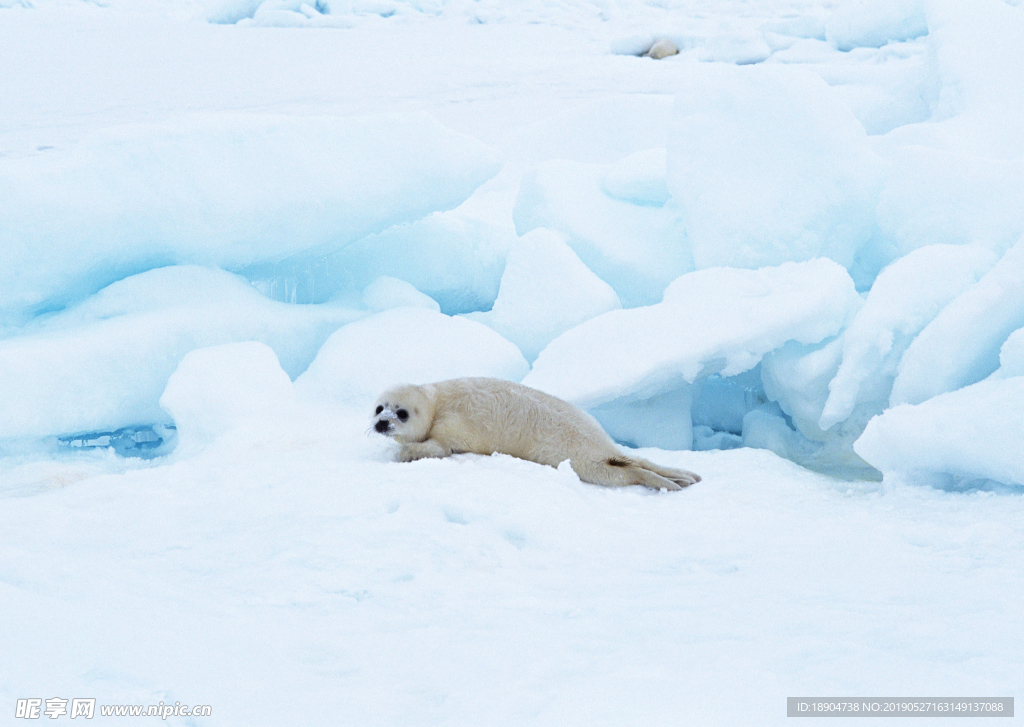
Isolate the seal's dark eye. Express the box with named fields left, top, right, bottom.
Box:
left=396, top=409, right=409, bottom=421
left=375, top=405, right=383, bottom=415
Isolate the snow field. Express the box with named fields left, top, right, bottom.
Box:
left=3, top=410, right=1022, bottom=724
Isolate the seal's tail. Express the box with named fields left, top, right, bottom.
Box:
left=608, top=455, right=701, bottom=487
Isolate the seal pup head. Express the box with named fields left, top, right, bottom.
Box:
left=371, top=383, right=434, bottom=444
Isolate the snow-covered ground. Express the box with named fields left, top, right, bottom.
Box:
left=2, top=0, right=1023, bottom=723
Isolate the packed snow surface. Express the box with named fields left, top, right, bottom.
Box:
left=3, top=0, right=1024, bottom=722
left=3, top=413, right=1022, bottom=725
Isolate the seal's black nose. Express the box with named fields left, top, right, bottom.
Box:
left=374, top=419, right=390, bottom=433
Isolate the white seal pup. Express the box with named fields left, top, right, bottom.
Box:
left=645, top=38, right=679, bottom=60
left=372, top=377, right=700, bottom=491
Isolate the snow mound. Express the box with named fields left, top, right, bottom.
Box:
left=762, top=15, right=827, bottom=41
left=691, top=368, right=769, bottom=437
left=524, top=258, right=860, bottom=409
left=891, top=238, right=1024, bottom=406
left=824, top=0, right=927, bottom=52
left=160, top=342, right=297, bottom=456
left=742, top=409, right=819, bottom=463
left=247, top=0, right=355, bottom=26
left=855, top=377, right=1024, bottom=489
left=205, top=0, right=264, bottom=23
left=698, top=32, right=772, bottom=65
left=876, top=147, right=1024, bottom=257
left=463, top=228, right=621, bottom=362
left=993, top=328, right=1024, bottom=379
left=0, top=267, right=360, bottom=440
left=513, top=158, right=692, bottom=307
left=294, top=307, right=529, bottom=407
left=928, top=0, right=1024, bottom=157
left=753, top=338, right=888, bottom=479
left=667, top=63, right=885, bottom=271
left=765, top=34, right=932, bottom=137
left=207, top=0, right=357, bottom=26
left=0, top=112, right=500, bottom=326
left=819, top=244, right=998, bottom=430
left=762, top=337, right=844, bottom=442
left=362, top=276, right=440, bottom=312
left=507, top=95, right=675, bottom=165
left=591, top=387, right=693, bottom=451
left=274, top=210, right=513, bottom=314
left=882, top=0, right=1024, bottom=159
left=601, top=148, right=670, bottom=207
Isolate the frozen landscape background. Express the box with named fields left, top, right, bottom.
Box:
left=2, top=0, right=1023, bottom=723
